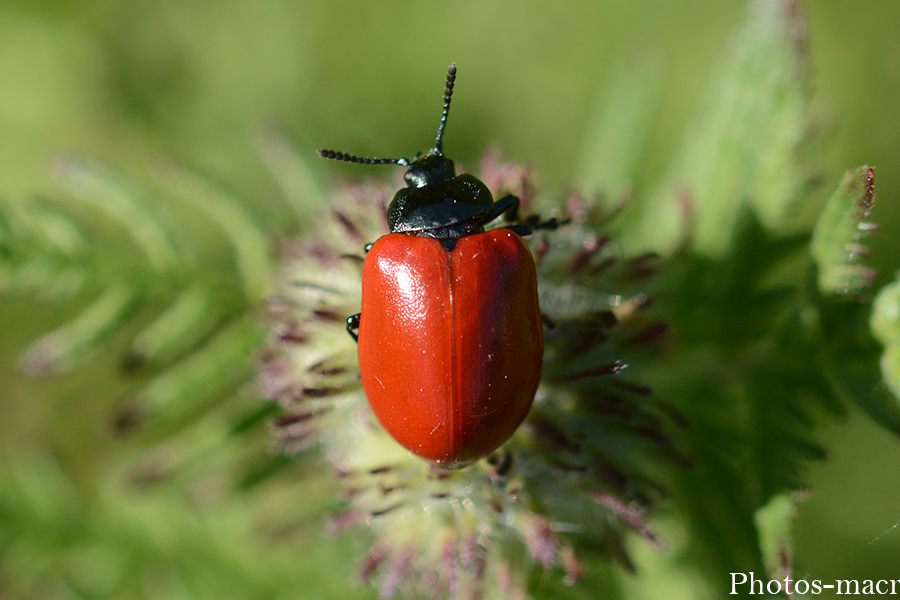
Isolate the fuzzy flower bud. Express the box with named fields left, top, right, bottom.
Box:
left=261, top=150, right=683, bottom=598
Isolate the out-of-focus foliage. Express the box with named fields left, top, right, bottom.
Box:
left=811, top=166, right=877, bottom=295
left=872, top=276, right=900, bottom=402
left=617, top=0, right=810, bottom=256
left=2, top=0, right=900, bottom=599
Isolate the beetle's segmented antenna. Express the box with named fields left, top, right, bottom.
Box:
left=317, top=149, right=409, bottom=167
left=432, top=63, right=457, bottom=156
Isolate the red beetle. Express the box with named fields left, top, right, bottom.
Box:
left=318, top=65, right=546, bottom=466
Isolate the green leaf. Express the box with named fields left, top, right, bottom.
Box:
left=871, top=275, right=900, bottom=402
left=646, top=214, right=841, bottom=580
left=114, top=315, right=266, bottom=433
left=17, top=284, right=138, bottom=376
left=53, top=158, right=182, bottom=274
left=815, top=284, right=900, bottom=435
left=127, top=284, right=229, bottom=368
left=2, top=157, right=285, bottom=439
left=576, top=58, right=662, bottom=200
left=754, top=493, right=798, bottom=582
left=811, top=166, right=876, bottom=295
left=621, top=0, right=809, bottom=256
left=154, top=161, right=273, bottom=303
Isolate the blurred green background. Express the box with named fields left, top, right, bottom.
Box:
left=2, top=0, right=900, bottom=598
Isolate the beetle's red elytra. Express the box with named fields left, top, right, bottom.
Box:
left=359, top=229, right=542, bottom=464
left=319, top=64, right=546, bottom=465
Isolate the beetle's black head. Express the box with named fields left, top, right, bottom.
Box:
left=318, top=64, right=495, bottom=238
left=388, top=168, right=492, bottom=235
left=403, top=154, right=455, bottom=189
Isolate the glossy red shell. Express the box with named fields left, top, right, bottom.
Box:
left=358, top=228, right=543, bottom=465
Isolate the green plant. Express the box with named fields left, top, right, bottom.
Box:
left=1, top=0, right=898, bottom=598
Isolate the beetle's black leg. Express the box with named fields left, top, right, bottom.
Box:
left=485, top=194, right=568, bottom=235
left=344, top=246, right=368, bottom=342
left=346, top=313, right=360, bottom=342
left=341, top=243, right=372, bottom=265
left=524, top=214, right=567, bottom=232
left=504, top=224, right=533, bottom=237
left=481, top=194, right=521, bottom=226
